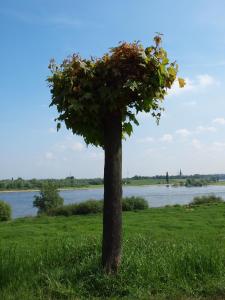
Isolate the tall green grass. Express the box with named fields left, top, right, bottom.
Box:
left=1, top=204, right=225, bottom=299
left=1, top=237, right=225, bottom=299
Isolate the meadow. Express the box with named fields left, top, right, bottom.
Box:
left=0, top=203, right=225, bottom=299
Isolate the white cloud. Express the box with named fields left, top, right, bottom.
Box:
left=48, top=127, right=57, bottom=133
left=56, top=138, right=85, bottom=152
left=144, top=148, right=155, bottom=155
left=197, top=74, right=216, bottom=87
left=196, top=126, right=216, bottom=133
left=213, top=141, right=225, bottom=148
left=182, top=100, right=197, bottom=107
left=48, top=15, right=81, bottom=27
left=176, top=129, right=191, bottom=138
left=137, top=136, right=154, bottom=143
left=137, top=112, right=151, bottom=120
left=45, top=152, right=55, bottom=160
left=168, top=74, right=218, bottom=97
left=210, top=142, right=225, bottom=153
left=160, top=134, right=173, bottom=143
left=191, top=139, right=202, bottom=149
left=137, top=111, right=166, bottom=122
left=70, top=142, right=84, bottom=151
left=89, top=151, right=104, bottom=160
left=0, top=9, right=82, bottom=27
left=168, top=77, right=194, bottom=97
left=175, top=126, right=216, bottom=140
left=213, top=117, right=225, bottom=125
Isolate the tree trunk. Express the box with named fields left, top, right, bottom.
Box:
left=102, top=112, right=122, bottom=274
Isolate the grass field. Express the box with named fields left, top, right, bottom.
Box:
left=1, top=203, right=225, bottom=299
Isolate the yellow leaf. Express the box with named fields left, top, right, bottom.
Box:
left=178, top=78, right=185, bottom=88
left=168, top=67, right=177, bottom=77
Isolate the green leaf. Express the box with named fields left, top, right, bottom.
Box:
left=129, top=81, right=138, bottom=91
left=123, top=122, right=133, bottom=136
left=57, top=123, right=61, bottom=131
left=167, top=67, right=177, bottom=77
left=162, top=57, right=169, bottom=65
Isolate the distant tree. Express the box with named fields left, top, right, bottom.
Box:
left=48, top=35, right=184, bottom=273
left=166, top=172, right=169, bottom=184
left=33, top=183, right=64, bottom=214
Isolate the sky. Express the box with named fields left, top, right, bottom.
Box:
left=1, top=0, right=225, bottom=179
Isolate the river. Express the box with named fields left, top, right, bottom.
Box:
left=0, top=185, right=225, bottom=218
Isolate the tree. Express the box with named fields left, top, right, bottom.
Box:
left=166, top=172, right=169, bottom=184
left=33, top=183, right=64, bottom=214
left=48, top=35, right=184, bottom=273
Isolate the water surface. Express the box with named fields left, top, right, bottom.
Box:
left=1, top=185, right=225, bottom=218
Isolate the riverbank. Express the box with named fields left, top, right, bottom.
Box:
left=0, top=185, right=104, bottom=193
left=1, top=203, right=225, bottom=299
left=2, top=179, right=225, bottom=193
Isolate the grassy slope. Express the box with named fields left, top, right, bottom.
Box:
left=0, top=204, right=225, bottom=299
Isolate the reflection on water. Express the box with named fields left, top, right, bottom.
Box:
left=0, top=185, right=225, bottom=218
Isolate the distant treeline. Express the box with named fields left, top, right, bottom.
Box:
left=0, top=174, right=223, bottom=190
left=131, top=174, right=221, bottom=181
left=0, top=177, right=103, bottom=190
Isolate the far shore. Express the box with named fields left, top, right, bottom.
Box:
left=0, top=183, right=164, bottom=193
left=0, top=181, right=225, bottom=193
left=0, top=186, right=104, bottom=193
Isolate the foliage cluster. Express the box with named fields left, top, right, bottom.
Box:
left=190, top=195, right=224, bottom=206
left=0, top=200, right=11, bottom=221
left=33, top=183, right=64, bottom=214
left=0, top=177, right=103, bottom=190
left=185, top=178, right=209, bottom=187
left=47, top=200, right=102, bottom=216
left=0, top=174, right=221, bottom=191
left=122, top=196, right=148, bottom=211
left=47, top=197, right=148, bottom=216
left=48, top=36, right=182, bottom=146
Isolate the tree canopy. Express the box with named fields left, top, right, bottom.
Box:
left=48, top=35, right=184, bottom=147
left=33, top=183, right=64, bottom=214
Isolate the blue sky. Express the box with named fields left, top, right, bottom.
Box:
left=1, top=0, right=225, bottom=179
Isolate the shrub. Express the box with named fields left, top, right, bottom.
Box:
left=165, top=204, right=182, bottom=208
left=48, top=204, right=76, bottom=217
left=47, top=197, right=148, bottom=217
left=33, top=183, right=64, bottom=214
left=189, top=194, right=224, bottom=206
left=185, top=178, right=209, bottom=187
left=122, top=196, right=148, bottom=211
left=75, top=200, right=103, bottom=215
left=47, top=200, right=103, bottom=216
left=0, top=200, right=11, bottom=221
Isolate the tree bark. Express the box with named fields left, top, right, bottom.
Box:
left=102, top=112, right=122, bottom=274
